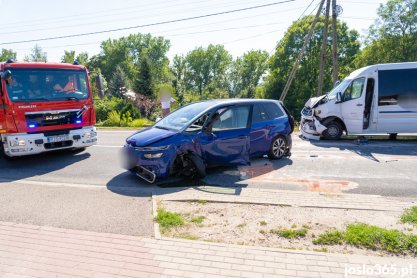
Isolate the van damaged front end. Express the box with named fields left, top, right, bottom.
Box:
left=300, top=108, right=327, bottom=140
left=300, top=95, right=328, bottom=140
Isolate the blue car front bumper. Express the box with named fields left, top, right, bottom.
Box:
left=122, top=145, right=177, bottom=183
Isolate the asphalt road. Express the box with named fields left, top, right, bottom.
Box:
left=0, top=130, right=416, bottom=235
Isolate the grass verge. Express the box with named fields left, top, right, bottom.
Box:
left=154, top=209, right=184, bottom=231
left=271, top=228, right=308, bottom=239
left=190, top=216, right=205, bottom=224
left=314, top=223, right=417, bottom=255
left=400, top=206, right=417, bottom=225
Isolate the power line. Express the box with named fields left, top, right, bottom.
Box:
left=298, top=0, right=317, bottom=20
left=0, top=0, right=272, bottom=35
left=0, top=0, right=294, bottom=46
left=222, top=28, right=283, bottom=45
left=1, top=0, right=206, bottom=28
left=12, top=21, right=287, bottom=52
left=11, top=4, right=314, bottom=52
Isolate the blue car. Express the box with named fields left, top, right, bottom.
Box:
left=122, top=99, right=294, bottom=183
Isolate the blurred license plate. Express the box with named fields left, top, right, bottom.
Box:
left=47, top=135, right=69, bottom=143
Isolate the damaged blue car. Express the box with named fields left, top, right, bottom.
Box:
left=122, top=99, right=294, bottom=183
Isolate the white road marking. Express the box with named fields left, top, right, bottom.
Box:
left=93, top=145, right=123, bottom=148
left=0, top=178, right=104, bottom=189
left=97, top=130, right=136, bottom=133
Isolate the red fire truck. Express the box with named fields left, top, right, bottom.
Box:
left=0, top=59, right=104, bottom=157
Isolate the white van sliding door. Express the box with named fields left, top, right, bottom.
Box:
left=377, top=68, right=417, bottom=133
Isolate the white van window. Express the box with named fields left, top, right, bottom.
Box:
left=378, top=68, right=417, bottom=106
left=344, top=78, right=365, bottom=101
left=327, top=79, right=351, bottom=100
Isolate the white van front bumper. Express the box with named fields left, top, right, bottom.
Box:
left=1, top=126, right=97, bottom=157
left=300, top=108, right=327, bottom=140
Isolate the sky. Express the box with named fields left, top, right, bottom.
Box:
left=0, top=0, right=386, bottom=62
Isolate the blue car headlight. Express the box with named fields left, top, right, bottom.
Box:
left=135, top=145, right=170, bottom=151
left=144, top=153, right=164, bottom=159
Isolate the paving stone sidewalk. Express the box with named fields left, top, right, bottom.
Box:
left=0, top=221, right=416, bottom=278
left=154, top=186, right=415, bottom=212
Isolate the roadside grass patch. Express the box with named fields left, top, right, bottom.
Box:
left=313, top=247, right=328, bottom=253
left=154, top=209, right=184, bottom=230
left=179, top=233, right=200, bottom=240
left=313, top=230, right=345, bottom=245
left=400, top=206, right=417, bottom=225
left=196, top=200, right=208, bottom=204
left=345, top=223, right=416, bottom=255
left=314, top=223, right=417, bottom=255
left=190, top=216, right=205, bottom=224
left=271, top=228, right=308, bottom=239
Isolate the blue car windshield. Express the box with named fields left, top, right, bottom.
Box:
left=155, top=102, right=215, bottom=131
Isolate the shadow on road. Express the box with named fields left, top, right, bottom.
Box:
left=203, top=157, right=293, bottom=188
left=0, top=149, right=91, bottom=182
left=107, top=157, right=293, bottom=197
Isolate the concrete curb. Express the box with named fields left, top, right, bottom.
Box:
left=151, top=190, right=161, bottom=239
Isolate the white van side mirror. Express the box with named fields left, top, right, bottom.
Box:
left=336, top=92, right=343, bottom=103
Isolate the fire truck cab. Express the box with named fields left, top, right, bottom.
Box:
left=0, top=59, right=102, bottom=157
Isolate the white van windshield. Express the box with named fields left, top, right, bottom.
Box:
left=326, top=79, right=351, bottom=100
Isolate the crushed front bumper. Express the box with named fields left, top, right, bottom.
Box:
left=1, top=126, right=97, bottom=157
left=122, top=145, right=176, bottom=183
left=300, top=108, right=327, bottom=140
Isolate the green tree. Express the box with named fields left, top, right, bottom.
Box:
left=355, top=0, right=417, bottom=66
left=184, top=44, right=232, bottom=96
left=0, top=49, right=17, bottom=62
left=24, top=44, right=47, bottom=62
left=108, top=66, right=129, bottom=98
left=95, top=33, right=170, bottom=87
left=264, top=16, right=360, bottom=118
left=61, top=50, right=75, bottom=63
left=171, top=54, right=187, bottom=103
left=75, top=52, right=89, bottom=65
left=230, top=50, right=269, bottom=98
left=134, top=56, right=153, bottom=97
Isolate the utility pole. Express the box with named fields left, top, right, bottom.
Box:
left=331, top=0, right=340, bottom=85
left=280, top=0, right=326, bottom=101
left=317, top=0, right=331, bottom=96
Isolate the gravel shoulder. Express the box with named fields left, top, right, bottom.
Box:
left=159, top=200, right=417, bottom=257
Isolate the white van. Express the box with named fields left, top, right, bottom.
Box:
left=300, top=62, right=417, bottom=140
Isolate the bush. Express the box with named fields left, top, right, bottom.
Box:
left=190, top=216, right=205, bottom=224
left=314, top=224, right=417, bottom=255
left=154, top=209, right=184, bottom=229
left=128, top=118, right=153, bottom=127
left=105, top=110, right=121, bottom=126
left=313, top=230, right=345, bottom=245
left=401, top=206, right=417, bottom=225
left=94, top=97, right=141, bottom=123
left=101, top=110, right=153, bottom=127
left=271, top=228, right=308, bottom=239
left=345, top=223, right=410, bottom=254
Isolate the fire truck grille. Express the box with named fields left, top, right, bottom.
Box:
left=25, top=110, right=81, bottom=127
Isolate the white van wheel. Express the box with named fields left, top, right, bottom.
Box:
left=323, top=121, right=343, bottom=140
